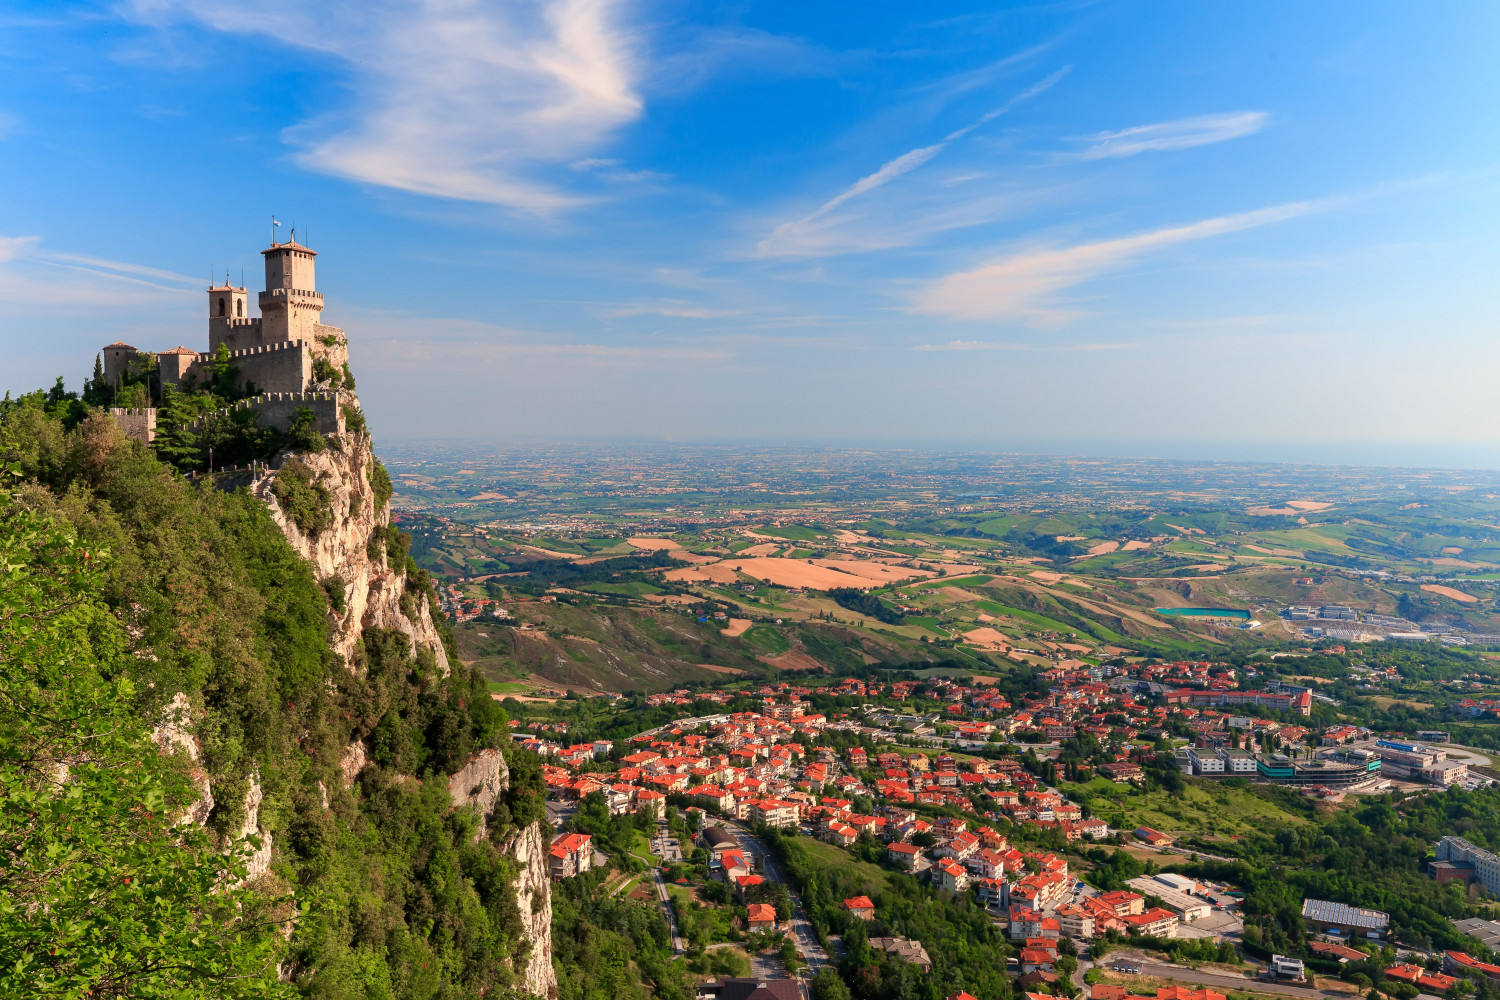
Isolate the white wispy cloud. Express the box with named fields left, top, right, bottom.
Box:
left=912, top=339, right=1134, bottom=352
left=910, top=198, right=1327, bottom=323
left=35, top=250, right=202, bottom=287
left=607, top=300, right=742, bottom=319
left=0, top=235, right=38, bottom=264
left=124, top=0, right=643, bottom=213
left=756, top=68, right=1069, bottom=258
left=1076, top=111, right=1268, bottom=160
left=0, top=236, right=203, bottom=311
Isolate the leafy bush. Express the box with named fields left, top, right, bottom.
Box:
left=311, top=356, right=342, bottom=387
left=341, top=403, right=366, bottom=435
left=284, top=405, right=327, bottom=453
left=321, top=574, right=346, bottom=613
left=828, top=587, right=905, bottom=624
left=270, top=460, right=333, bottom=537
left=369, top=457, right=393, bottom=512
left=0, top=496, right=295, bottom=998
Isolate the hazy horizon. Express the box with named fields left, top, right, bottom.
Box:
left=371, top=434, right=1500, bottom=476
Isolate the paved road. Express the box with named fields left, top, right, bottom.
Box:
left=1073, top=958, right=1092, bottom=992
left=724, top=822, right=829, bottom=974
left=651, top=866, right=687, bottom=955
left=1111, top=959, right=1333, bottom=1000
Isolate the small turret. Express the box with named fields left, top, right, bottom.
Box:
left=101, top=340, right=138, bottom=389
left=208, top=280, right=248, bottom=321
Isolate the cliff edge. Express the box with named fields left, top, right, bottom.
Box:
left=255, top=422, right=556, bottom=996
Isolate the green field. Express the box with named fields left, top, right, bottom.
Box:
left=793, top=836, right=890, bottom=893
left=486, top=681, right=533, bottom=694
left=904, top=615, right=946, bottom=634
left=1062, top=778, right=1311, bottom=837
left=583, top=581, right=664, bottom=597
left=971, top=599, right=1079, bottom=632
left=753, top=524, right=828, bottom=541
left=742, top=625, right=792, bottom=654
left=913, top=574, right=995, bottom=590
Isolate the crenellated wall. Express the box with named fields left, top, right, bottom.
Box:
left=110, top=407, right=157, bottom=444
left=183, top=391, right=344, bottom=437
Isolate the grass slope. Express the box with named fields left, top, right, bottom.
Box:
left=1063, top=777, right=1311, bottom=838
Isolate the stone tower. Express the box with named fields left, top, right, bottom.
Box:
left=259, top=241, right=323, bottom=343
left=208, top=279, right=248, bottom=323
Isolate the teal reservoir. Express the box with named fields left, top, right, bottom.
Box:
left=1154, top=607, right=1251, bottom=620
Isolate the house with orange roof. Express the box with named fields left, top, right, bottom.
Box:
left=1155, top=989, right=1225, bottom=1000
left=843, top=896, right=875, bottom=921
left=549, top=832, right=594, bottom=879
left=747, top=903, right=778, bottom=930
left=934, top=859, right=969, bottom=893
left=887, top=842, right=922, bottom=869
left=1122, top=907, right=1179, bottom=937
left=1386, top=965, right=1458, bottom=992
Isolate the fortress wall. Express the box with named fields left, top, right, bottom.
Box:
left=243, top=391, right=344, bottom=435
left=185, top=391, right=344, bottom=437
left=209, top=317, right=266, bottom=353
left=230, top=340, right=311, bottom=394
left=110, top=407, right=157, bottom=445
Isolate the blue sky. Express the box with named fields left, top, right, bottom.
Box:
left=3, top=2, right=1498, bottom=464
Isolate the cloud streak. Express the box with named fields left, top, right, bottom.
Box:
left=1077, top=111, right=1268, bottom=160
left=0, top=235, right=204, bottom=311
left=912, top=339, right=1134, bottom=352
left=125, top=0, right=643, bottom=213
left=910, top=198, right=1327, bottom=323
left=607, top=301, right=742, bottom=319
left=756, top=68, right=1069, bottom=258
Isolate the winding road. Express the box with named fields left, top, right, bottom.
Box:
left=723, top=821, right=829, bottom=974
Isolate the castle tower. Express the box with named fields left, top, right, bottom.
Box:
left=259, top=241, right=323, bottom=343
left=205, top=279, right=252, bottom=353
left=208, top=280, right=248, bottom=323
left=101, top=340, right=139, bottom=389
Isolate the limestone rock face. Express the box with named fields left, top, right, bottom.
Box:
left=447, top=748, right=509, bottom=840
left=447, top=752, right=556, bottom=996
left=246, top=424, right=554, bottom=996
left=253, top=430, right=450, bottom=677
left=237, top=774, right=273, bottom=883
left=501, top=821, right=557, bottom=998
left=151, top=692, right=214, bottom=826
left=337, top=740, right=367, bottom=789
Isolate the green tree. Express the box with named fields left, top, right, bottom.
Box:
left=0, top=495, right=295, bottom=998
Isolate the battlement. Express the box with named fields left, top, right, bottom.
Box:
left=259, top=288, right=323, bottom=305
left=183, top=391, right=345, bottom=438
left=110, top=406, right=158, bottom=445
left=221, top=339, right=308, bottom=360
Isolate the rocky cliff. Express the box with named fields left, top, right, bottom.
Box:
left=500, top=821, right=556, bottom=997
left=253, top=424, right=450, bottom=676
left=448, top=750, right=557, bottom=996
left=252, top=423, right=556, bottom=997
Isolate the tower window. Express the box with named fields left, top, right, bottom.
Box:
left=236, top=298, right=243, bottom=317
left=218, top=297, right=226, bottom=316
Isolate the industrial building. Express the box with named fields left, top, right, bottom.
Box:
left=1127, top=875, right=1211, bottom=922
left=1434, top=837, right=1500, bottom=896
left=1256, top=752, right=1381, bottom=787
left=1301, top=898, right=1389, bottom=940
